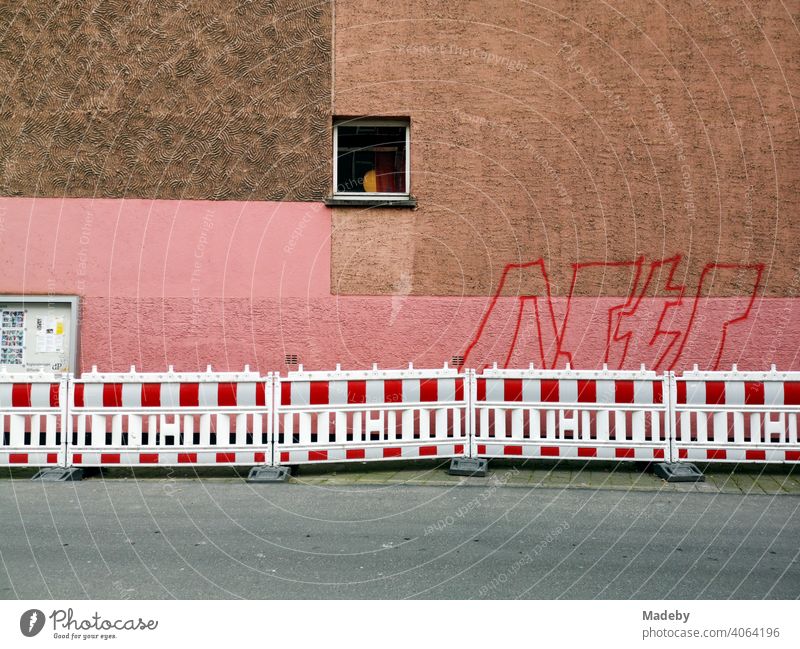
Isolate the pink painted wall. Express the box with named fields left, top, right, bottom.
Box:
left=77, top=296, right=800, bottom=373
left=0, top=197, right=330, bottom=299
left=1, top=197, right=798, bottom=373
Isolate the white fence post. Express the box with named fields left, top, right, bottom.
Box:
left=467, top=368, right=477, bottom=459
left=268, top=372, right=277, bottom=467
left=666, top=371, right=677, bottom=463
left=59, top=374, right=70, bottom=468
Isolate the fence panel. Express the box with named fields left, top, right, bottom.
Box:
left=67, top=367, right=272, bottom=467
left=275, top=364, right=469, bottom=465
left=0, top=370, right=67, bottom=467
left=673, top=366, right=800, bottom=463
left=6, top=362, right=800, bottom=471
left=472, top=365, right=669, bottom=462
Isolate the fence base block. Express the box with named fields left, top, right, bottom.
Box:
left=30, top=467, right=84, bottom=482
left=654, top=462, right=705, bottom=483
left=448, top=457, right=489, bottom=477
left=247, top=465, right=291, bottom=483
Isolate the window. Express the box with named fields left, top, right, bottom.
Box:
left=333, top=119, right=410, bottom=200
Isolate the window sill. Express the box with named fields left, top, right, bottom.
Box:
left=324, top=195, right=417, bottom=208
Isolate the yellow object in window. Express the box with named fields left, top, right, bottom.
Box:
left=363, top=169, right=377, bottom=192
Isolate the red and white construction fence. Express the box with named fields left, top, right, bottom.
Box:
left=672, top=365, right=800, bottom=463
left=0, top=369, right=66, bottom=466
left=1, top=363, right=799, bottom=469
left=276, top=364, right=468, bottom=465
left=473, top=364, right=668, bottom=462
left=67, top=366, right=271, bottom=467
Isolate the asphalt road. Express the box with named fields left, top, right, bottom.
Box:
left=1, top=479, right=798, bottom=599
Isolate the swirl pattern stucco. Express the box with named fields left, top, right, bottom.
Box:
left=0, top=0, right=331, bottom=200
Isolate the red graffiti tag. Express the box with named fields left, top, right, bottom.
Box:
left=462, top=255, right=763, bottom=371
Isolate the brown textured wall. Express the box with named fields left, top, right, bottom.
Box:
left=0, top=0, right=331, bottom=200
left=332, top=0, right=800, bottom=297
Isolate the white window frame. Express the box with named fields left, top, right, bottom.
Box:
left=333, top=118, right=410, bottom=199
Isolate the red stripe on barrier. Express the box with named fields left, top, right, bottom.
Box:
left=577, top=380, right=596, bottom=403
left=139, top=453, right=159, bottom=464
left=678, top=449, right=688, bottom=459
left=653, top=381, right=663, bottom=404
left=785, top=451, right=800, bottom=462
left=346, top=448, right=365, bottom=460
left=746, top=450, right=766, bottom=461
left=705, top=382, right=725, bottom=405
left=504, top=379, right=523, bottom=402
left=477, top=378, right=486, bottom=402
left=504, top=445, right=523, bottom=456
left=218, top=383, right=237, bottom=407
left=615, top=381, right=634, bottom=404
left=541, top=446, right=559, bottom=457
left=49, top=384, right=60, bottom=407
left=47, top=453, right=58, bottom=464
left=9, top=453, right=28, bottom=464
left=784, top=382, right=800, bottom=405
left=420, top=379, right=438, bottom=403
left=676, top=381, right=686, bottom=404
left=615, top=448, right=635, bottom=459
left=383, top=447, right=402, bottom=458
left=454, top=444, right=465, bottom=454
left=178, top=453, right=197, bottom=463
left=180, top=383, right=199, bottom=407
left=541, top=380, right=559, bottom=403
left=419, top=445, right=437, bottom=456
left=348, top=380, right=366, bottom=404
left=254, top=452, right=266, bottom=463
left=707, top=449, right=727, bottom=460
left=141, top=384, right=161, bottom=407
left=309, top=450, right=328, bottom=461
left=11, top=384, right=31, bottom=407
left=653, top=449, right=665, bottom=459
left=74, top=384, right=85, bottom=407
left=100, top=453, right=120, bottom=464
left=103, top=384, right=123, bottom=407
left=309, top=381, right=329, bottom=405
left=384, top=380, right=403, bottom=403
left=280, top=452, right=290, bottom=463
left=281, top=382, right=291, bottom=406
left=72, top=454, right=83, bottom=464
left=455, top=379, right=464, bottom=402
left=476, top=444, right=487, bottom=455
left=744, top=382, right=765, bottom=405
left=256, top=383, right=266, bottom=407
left=216, top=452, right=236, bottom=463
left=578, top=447, right=597, bottom=457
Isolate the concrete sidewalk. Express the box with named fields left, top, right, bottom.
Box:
left=288, top=460, right=800, bottom=495
left=3, top=460, right=799, bottom=495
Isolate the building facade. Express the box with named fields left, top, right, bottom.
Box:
left=1, top=0, right=798, bottom=373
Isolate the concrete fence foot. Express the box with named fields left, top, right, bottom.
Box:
left=247, top=466, right=291, bottom=483
left=448, top=457, right=489, bottom=477
left=31, top=467, right=84, bottom=482
left=654, top=462, right=705, bottom=483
